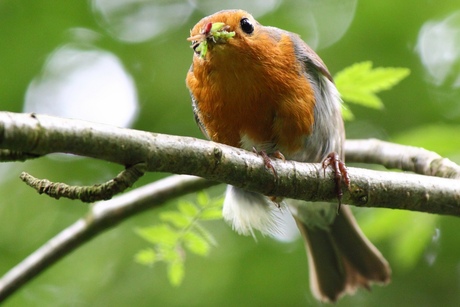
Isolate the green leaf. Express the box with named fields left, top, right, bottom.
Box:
left=183, top=231, right=211, bottom=256
left=178, top=201, right=199, bottom=216
left=134, top=248, right=157, bottom=266
left=210, top=196, right=225, bottom=207
left=135, top=225, right=178, bottom=246
left=335, top=61, right=410, bottom=109
left=194, top=223, right=218, bottom=246
left=342, top=89, right=384, bottom=109
left=135, top=192, right=224, bottom=285
left=200, top=207, right=223, bottom=220
left=196, top=191, right=209, bottom=207
left=160, top=211, right=191, bottom=228
left=168, top=260, right=185, bottom=286
left=160, top=245, right=182, bottom=262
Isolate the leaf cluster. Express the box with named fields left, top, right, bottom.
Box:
left=134, top=192, right=223, bottom=286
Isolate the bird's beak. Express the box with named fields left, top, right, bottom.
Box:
left=187, top=22, right=235, bottom=58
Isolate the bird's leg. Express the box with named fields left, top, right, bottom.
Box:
left=252, top=148, right=286, bottom=178
left=252, top=148, right=286, bottom=208
left=322, top=152, right=350, bottom=210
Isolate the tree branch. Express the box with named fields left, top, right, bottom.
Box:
left=345, top=138, right=460, bottom=179
left=1, top=111, right=460, bottom=302
left=1, top=111, right=459, bottom=215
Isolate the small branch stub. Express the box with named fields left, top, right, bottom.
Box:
left=349, top=183, right=368, bottom=205
left=20, top=163, right=147, bottom=202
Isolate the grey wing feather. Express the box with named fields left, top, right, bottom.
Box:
left=288, top=33, right=333, bottom=82
left=287, top=32, right=345, bottom=161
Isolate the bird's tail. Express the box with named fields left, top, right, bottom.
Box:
left=294, top=205, right=391, bottom=303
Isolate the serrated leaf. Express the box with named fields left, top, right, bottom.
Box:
left=160, top=245, right=183, bottom=262
left=178, top=201, right=199, bottom=216
left=160, top=211, right=191, bottom=228
left=342, top=90, right=384, bottom=109
left=336, top=61, right=410, bottom=91
left=134, top=248, right=157, bottom=266
left=196, top=191, right=209, bottom=207
left=183, top=231, right=211, bottom=256
left=211, top=196, right=225, bottom=207
left=335, top=61, right=410, bottom=109
left=135, top=224, right=179, bottom=246
left=135, top=192, right=224, bottom=285
left=194, top=223, right=218, bottom=246
left=168, top=261, right=185, bottom=286
left=200, top=207, right=223, bottom=220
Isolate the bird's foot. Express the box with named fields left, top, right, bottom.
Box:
left=322, top=152, right=350, bottom=210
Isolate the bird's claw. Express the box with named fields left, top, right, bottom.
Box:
left=253, top=148, right=285, bottom=179
left=322, top=152, right=350, bottom=211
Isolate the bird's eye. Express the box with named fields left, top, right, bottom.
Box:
left=240, top=18, right=254, bottom=34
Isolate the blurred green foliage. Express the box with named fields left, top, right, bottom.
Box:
left=134, top=192, right=222, bottom=286
left=1, top=1, right=460, bottom=307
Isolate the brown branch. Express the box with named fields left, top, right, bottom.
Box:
left=0, top=111, right=459, bottom=215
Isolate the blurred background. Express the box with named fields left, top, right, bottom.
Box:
left=1, top=0, right=460, bottom=306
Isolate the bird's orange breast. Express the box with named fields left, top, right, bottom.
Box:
left=187, top=32, right=316, bottom=155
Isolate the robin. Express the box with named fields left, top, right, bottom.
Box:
left=185, top=9, right=390, bottom=302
